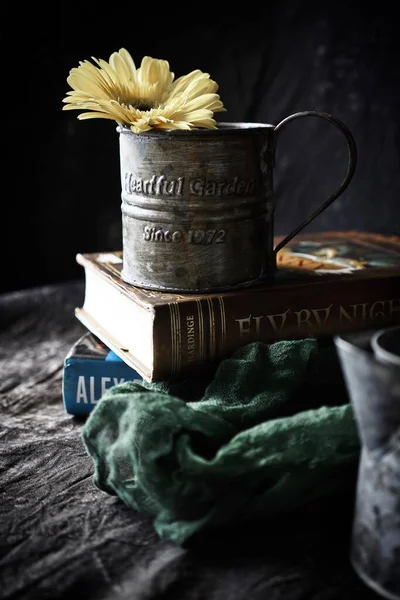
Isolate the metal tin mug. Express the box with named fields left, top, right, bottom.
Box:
left=119, top=111, right=357, bottom=292
left=335, top=329, right=400, bottom=600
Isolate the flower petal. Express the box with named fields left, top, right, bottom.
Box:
left=109, top=49, right=137, bottom=85
left=119, top=48, right=137, bottom=75
left=62, top=50, right=226, bottom=132
left=77, top=111, right=121, bottom=121
left=138, top=56, right=174, bottom=87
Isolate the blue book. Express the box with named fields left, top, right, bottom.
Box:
left=62, top=332, right=142, bottom=416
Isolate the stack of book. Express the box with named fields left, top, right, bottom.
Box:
left=63, top=230, right=400, bottom=416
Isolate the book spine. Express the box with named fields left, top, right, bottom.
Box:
left=62, top=358, right=142, bottom=416
left=152, top=275, right=400, bottom=380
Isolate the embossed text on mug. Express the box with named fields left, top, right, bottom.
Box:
left=124, top=173, right=255, bottom=197
left=143, top=225, right=227, bottom=244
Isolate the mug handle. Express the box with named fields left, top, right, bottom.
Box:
left=272, top=111, right=358, bottom=254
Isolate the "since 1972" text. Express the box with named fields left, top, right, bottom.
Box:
left=143, top=225, right=227, bottom=244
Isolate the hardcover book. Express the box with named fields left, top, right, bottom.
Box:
left=74, top=230, right=400, bottom=382
left=62, top=332, right=142, bottom=416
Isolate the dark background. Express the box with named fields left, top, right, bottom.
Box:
left=2, top=1, right=400, bottom=294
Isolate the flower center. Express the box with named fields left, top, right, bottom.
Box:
left=131, top=99, right=155, bottom=111
left=118, top=95, right=156, bottom=112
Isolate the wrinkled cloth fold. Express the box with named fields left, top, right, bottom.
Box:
left=82, top=339, right=360, bottom=545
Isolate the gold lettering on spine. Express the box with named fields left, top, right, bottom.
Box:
left=175, top=304, right=182, bottom=373
left=218, top=297, right=226, bottom=352
left=389, top=298, right=400, bottom=317
left=265, top=311, right=289, bottom=332
left=168, top=303, right=181, bottom=376
left=294, top=305, right=332, bottom=328
left=196, top=300, right=205, bottom=361
left=168, top=304, right=176, bottom=375
left=186, top=315, right=196, bottom=362
left=207, top=298, right=216, bottom=360
left=339, top=305, right=354, bottom=322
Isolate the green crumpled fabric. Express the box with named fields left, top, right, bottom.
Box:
left=81, top=339, right=360, bottom=546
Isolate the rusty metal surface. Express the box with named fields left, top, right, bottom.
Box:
left=119, top=123, right=275, bottom=292
left=119, top=113, right=357, bottom=293
left=335, top=329, right=400, bottom=600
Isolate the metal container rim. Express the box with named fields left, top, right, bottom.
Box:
left=333, top=331, right=373, bottom=356
left=370, top=325, right=400, bottom=367
left=117, top=122, right=275, bottom=137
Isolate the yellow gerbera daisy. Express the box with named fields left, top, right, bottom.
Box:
left=62, top=48, right=226, bottom=133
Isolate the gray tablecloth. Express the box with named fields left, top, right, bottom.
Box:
left=0, top=282, right=381, bottom=600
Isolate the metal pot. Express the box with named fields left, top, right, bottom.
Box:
left=119, top=112, right=357, bottom=292
left=335, top=328, right=400, bottom=600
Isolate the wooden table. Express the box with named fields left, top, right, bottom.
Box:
left=0, top=281, right=382, bottom=600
